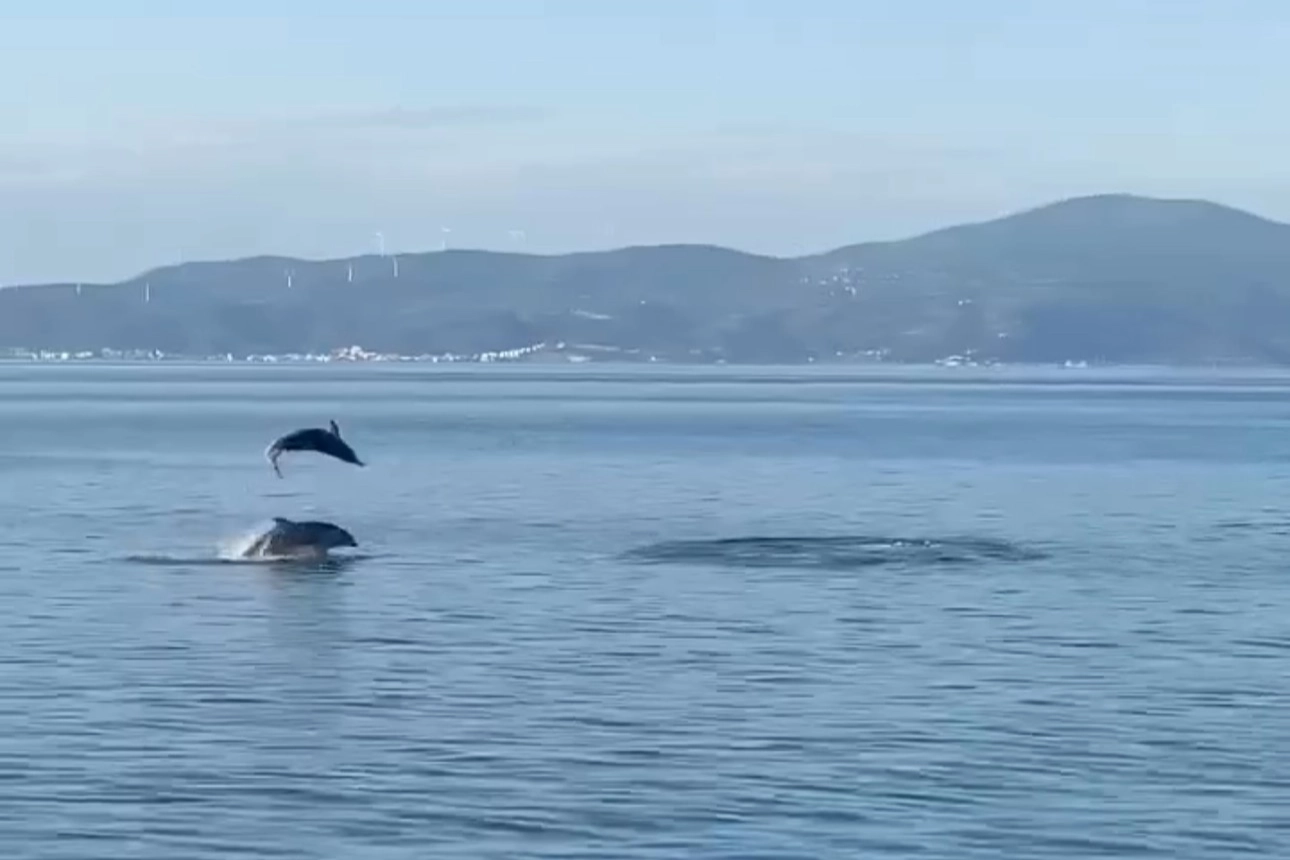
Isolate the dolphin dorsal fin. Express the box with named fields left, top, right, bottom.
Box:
left=329, top=419, right=341, bottom=438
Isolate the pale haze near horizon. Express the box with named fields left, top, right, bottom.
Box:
left=2, top=0, right=1288, bottom=284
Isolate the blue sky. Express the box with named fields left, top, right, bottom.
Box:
left=1, top=0, right=1287, bottom=282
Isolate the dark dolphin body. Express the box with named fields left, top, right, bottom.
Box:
left=265, top=419, right=365, bottom=478
left=242, top=516, right=358, bottom=559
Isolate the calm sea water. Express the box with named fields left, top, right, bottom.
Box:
left=2, top=362, right=1289, bottom=858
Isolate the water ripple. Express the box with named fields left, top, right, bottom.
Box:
left=624, top=534, right=1047, bottom=570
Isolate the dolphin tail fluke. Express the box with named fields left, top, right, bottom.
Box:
left=265, top=444, right=284, bottom=478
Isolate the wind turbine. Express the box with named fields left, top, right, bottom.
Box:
left=508, top=229, right=526, bottom=245
left=375, top=231, right=386, bottom=257
left=285, top=268, right=293, bottom=289
left=347, top=262, right=354, bottom=283
left=392, top=254, right=399, bottom=278
left=440, top=226, right=451, bottom=251
left=144, top=281, right=151, bottom=304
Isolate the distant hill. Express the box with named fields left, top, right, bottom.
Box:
left=6, top=193, right=1290, bottom=364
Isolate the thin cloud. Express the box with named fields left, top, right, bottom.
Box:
left=282, top=105, right=552, bottom=130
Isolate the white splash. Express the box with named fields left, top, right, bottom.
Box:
left=217, top=523, right=272, bottom=561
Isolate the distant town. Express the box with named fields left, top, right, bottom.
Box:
left=0, top=342, right=555, bottom=365
left=0, top=341, right=1014, bottom=368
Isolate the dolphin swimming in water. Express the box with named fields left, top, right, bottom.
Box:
left=241, top=516, right=358, bottom=560
left=265, top=420, right=365, bottom=478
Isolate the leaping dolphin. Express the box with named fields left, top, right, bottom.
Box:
left=265, top=419, right=365, bottom=478
left=241, top=517, right=358, bottom=560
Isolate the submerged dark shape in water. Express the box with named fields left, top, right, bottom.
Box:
left=624, top=534, right=1046, bottom=571
left=265, top=419, right=365, bottom=478
left=242, top=516, right=358, bottom=560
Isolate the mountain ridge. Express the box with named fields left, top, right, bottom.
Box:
left=6, top=193, right=1290, bottom=365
